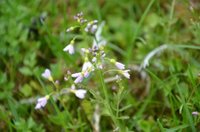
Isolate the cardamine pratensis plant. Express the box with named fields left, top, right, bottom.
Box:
left=35, top=12, right=130, bottom=131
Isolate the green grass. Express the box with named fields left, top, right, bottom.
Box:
left=1, top=0, right=200, bottom=131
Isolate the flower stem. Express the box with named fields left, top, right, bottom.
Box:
left=98, top=69, right=124, bottom=131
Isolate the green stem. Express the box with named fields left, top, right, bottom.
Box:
left=98, top=70, right=124, bottom=131
left=98, top=70, right=109, bottom=101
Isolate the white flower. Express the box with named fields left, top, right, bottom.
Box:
left=115, top=62, right=125, bottom=70
left=63, top=44, right=74, bottom=54
left=121, top=70, right=130, bottom=79
left=110, top=59, right=125, bottom=70
left=71, top=72, right=82, bottom=78
left=35, top=95, right=49, bottom=110
left=71, top=70, right=91, bottom=84
left=92, top=57, right=97, bottom=62
left=90, top=24, right=98, bottom=34
left=42, top=69, right=53, bottom=81
left=72, top=72, right=84, bottom=84
left=82, top=61, right=93, bottom=71
left=192, top=111, right=199, bottom=116
left=74, top=89, right=87, bottom=99
left=85, top=20, right=98, bottom=34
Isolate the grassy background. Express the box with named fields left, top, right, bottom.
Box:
left=1, top=0, right=200, bottom=131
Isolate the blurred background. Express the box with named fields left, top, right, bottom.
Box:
left=1, top=0, right=200, bottom=131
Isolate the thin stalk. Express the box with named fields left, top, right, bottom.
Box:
left=98, top=70, right=124, bottom=131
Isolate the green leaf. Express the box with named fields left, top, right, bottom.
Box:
left=19, top=66, right=33, bottom=76
left=20, top=84, right=32, bottom=97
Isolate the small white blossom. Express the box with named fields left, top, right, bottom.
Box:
left=85, top=20, right=98, bottom=34
left=42, top=69, right=53, bottom=81
left=90, top=24, right=98, bottom=34
left=63, top=44, right=74, bottom=54
left=115, top=62, right=125, bottom=70
left=110, top=59, right=125, bottom=70
left=35, top=95, right=49, bottom=110
left=73, top=89, right=87, bottom=99
left=82, top=61, right=93, bottom=71
left=72, top=70, right=91, bottom=84
left=192, top=111, right=199, bottom=116
left=92, top=57, right=97, bottom=62
left=121, top=70, right=130, bottom=79
left=72, top=72, right=82, bottom=78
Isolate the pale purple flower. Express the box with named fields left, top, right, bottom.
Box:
left=90, top=25, right=98, bottom=34
left=72, top=72, right=84, bottom=84
left=85, top=20, right=98, bottom=34
left=82, top=61, right=93, bottom=71
left=83, top=70, right=90, bottom=78
left=35, top=95, right=49, bottom=110
left=42, top=69, right=53, bottom=81
left=63, top=44, right=74, bottom=54
left=72, top=70, right=91, bottom=84
left=74, top=89, right=87, bottom=99
left=74, top=75, right=84, bottom=83
left=115, top=62, right=125, bottom=70
left=192, top=111, right=199, bottom=116
left=121, top=70, right=130, bottom=79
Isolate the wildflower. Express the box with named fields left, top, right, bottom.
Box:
left=82, top=61, right=93, bottom=71
left=73, top=12, right=87, bottom=24
left=35, top=95, right=49, bottom=109
left=115, top=62, right=125, bottom=70
left=72, top=69, right=92, bottom=84
left=110, top=59, right=125, bottom=70
left=85, top=20, right=98, bottom=34
left=72, top=72, right=84, bottom=83
left=92, top=57, right=97, bottom=62
left=63, top=44, right=74, bottom=54
left=120, top=70, right=130, bottom=79
left=192, top=111, right=199, bottom=116
left=42, top=69, right=53, bottom=81
left=71, top=88, right=87, bottom=99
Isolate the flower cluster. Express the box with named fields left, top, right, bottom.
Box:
left=35, top=12, right=130, bottom=110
